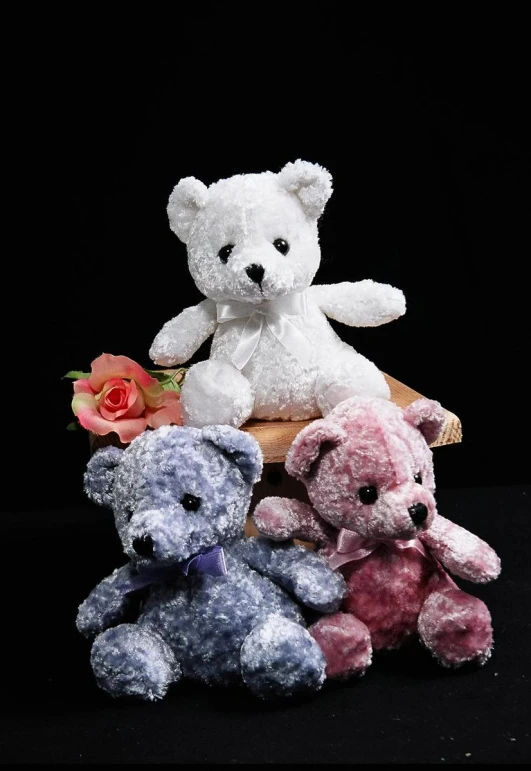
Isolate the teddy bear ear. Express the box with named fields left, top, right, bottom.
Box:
left=167, top=176, right=209, bottom=243
left=277, top=159, right=333, bottom=219
left=84, top=446, right=124, bottom=508
left=285, top=419, right=347, bottom=481
left=402, top=399, right=446, bottom=445
left=202, top=425, right=263, bottom=485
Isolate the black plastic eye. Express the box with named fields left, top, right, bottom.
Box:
left=181, top=494, right=202, bottom=512
left=358, top=486, right=378, bottom=504
left=414, top=473, right=423, bottom=485
left=218, top=244, right=234, bottom=264
left=273, top=238, right=290, bottom=255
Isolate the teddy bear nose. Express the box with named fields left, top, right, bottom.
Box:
left=245, top=264, right=265, bottom=284
left=408, top=503, right=428, bottom=525
left=132, top=534, right=155, bottom=558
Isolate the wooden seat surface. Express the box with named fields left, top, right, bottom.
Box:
left=241, top=373, right=461, bottom=464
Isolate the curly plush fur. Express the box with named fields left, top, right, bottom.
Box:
left=253, top=398, right=501, bottom=678
left=76, top=425, right=346, bottom=700
left=149, top=160, right=406, bottom=427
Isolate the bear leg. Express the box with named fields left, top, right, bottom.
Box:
left=90, top=623, right=181, bottom=700
left=309, top=611, right=373, bottom=680
left=240, top=615, right=326, bottom=698
left=315, top=351, right=390, bottom=416
left=180, top=360, right=254, bottom=428
left=418, top=586, right=494, bottom=667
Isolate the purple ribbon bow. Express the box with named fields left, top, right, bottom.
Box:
left=120, top=545, right=227, bottom=595
left=180, top=545, right=227, bottom=578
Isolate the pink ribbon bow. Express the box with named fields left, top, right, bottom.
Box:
left=327, top=528, right=433, bottom=570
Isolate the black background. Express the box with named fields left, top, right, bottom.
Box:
left=12, top=10, right=530, bottom=512
left=3, top=8, right=530, bottom=764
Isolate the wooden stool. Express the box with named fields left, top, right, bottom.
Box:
left=242, top=372, right=461, bottom=461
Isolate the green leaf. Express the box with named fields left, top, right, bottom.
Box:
left=146, top=368, right=187, bottom=392
left=162, top=379, right=181, bottom=393
left=66, top=421, right=80, bottom=431
left=145, top=370, right=172, bottom=383
left=63, top=370, right=90, bottom=380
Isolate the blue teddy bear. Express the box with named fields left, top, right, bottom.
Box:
left=76, top=424, right=346, bottom=699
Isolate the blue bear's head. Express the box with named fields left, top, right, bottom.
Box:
left=84, top=425, right=263, bottom=566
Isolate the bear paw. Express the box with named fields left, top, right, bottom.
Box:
left=241, top=615, right=326, bottom=698
left=91, top=624, right=181, bottom=700
left=181, top=360, right=254, bottom=428
left=315, top=356, right=390, bottom=416
left=418, top=589, right=494, bottom=667
left=310, top=612, right=373, bottom=680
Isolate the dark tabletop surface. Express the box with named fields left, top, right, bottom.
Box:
left=1, top=485, right=529, bottom=764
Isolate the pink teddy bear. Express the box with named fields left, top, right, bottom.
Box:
left=253, top=397, right=501, bottom=678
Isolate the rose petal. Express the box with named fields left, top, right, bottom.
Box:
left=98, top=378, right=128, bottom=399
left=75, top=407, right=148, bottom=443
left=142, top=386, right=165, bottom=409
left=99, top=384, right=129, bottom=419
left=72, top=389, right=148, bottom=442
left=122, top=381, right=146, bottom=419
left=99, top=381, right=146, bottom=421
left=110, top=416, right=147, bottom=443
left=73, top=379, right=97, bottom=395
left=89, top=354, right=161, bottom=392
left=145, top=391, right=183, bottom=429
left=72, top=392, right=98, bottom=415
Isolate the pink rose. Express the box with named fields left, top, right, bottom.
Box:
left=72, top=354, right=182, bottom=443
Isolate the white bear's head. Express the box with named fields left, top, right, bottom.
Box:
left=167, top=160, right=333, bottom=304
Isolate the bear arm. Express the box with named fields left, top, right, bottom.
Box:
left=419, top=515, right=501, bottom=583
left=253, top=497, right=333, bottom=546
left=76, top=564, right=138, bottom=638
left=308, top=281, right=406, bottom=327
left=149, top=299, right=217, bottom=366
left=241, top=538, right=346, bottom=613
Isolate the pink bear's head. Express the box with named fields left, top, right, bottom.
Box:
left=285, top=397, right=446, bottom=540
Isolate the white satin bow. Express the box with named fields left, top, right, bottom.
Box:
left=216, top=292, right=314, bottom=371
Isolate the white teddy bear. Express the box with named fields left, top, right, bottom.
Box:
left=150, top=160, right=406, bottom=428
